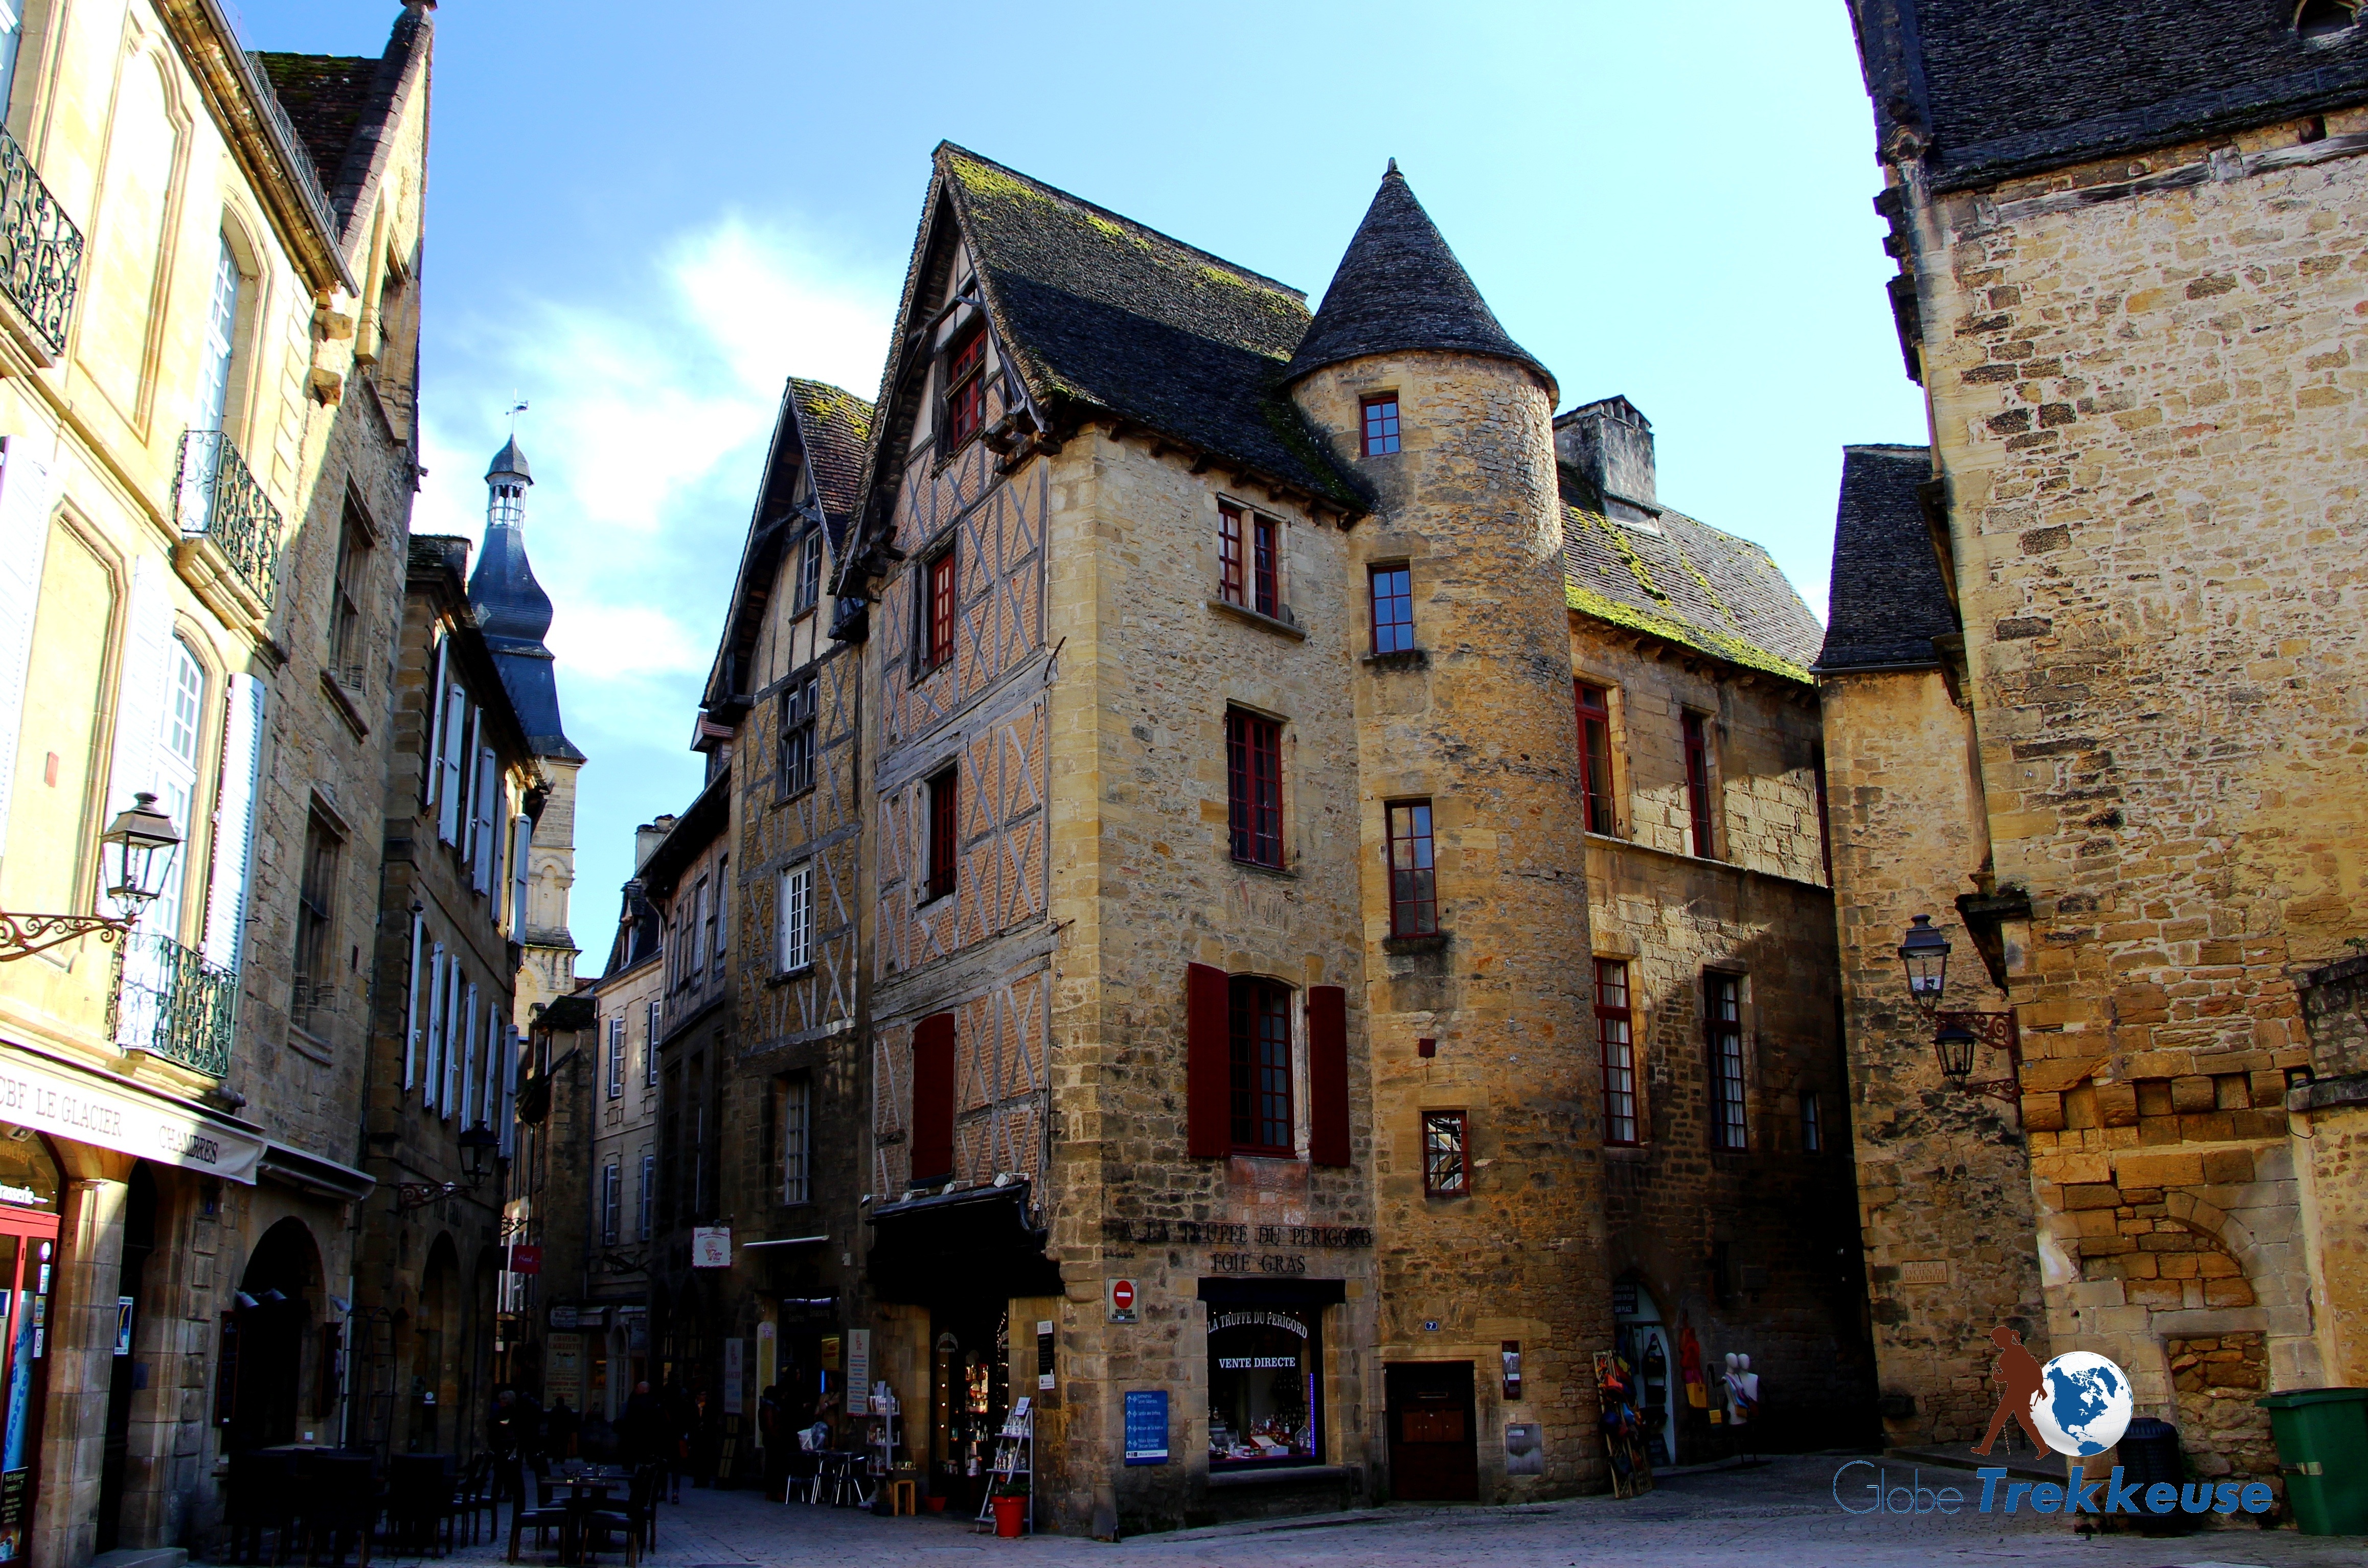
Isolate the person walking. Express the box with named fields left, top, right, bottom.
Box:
left=621, top=1380, right=662, bottom=1467
left=661, top=1380, right=694, bottom=1503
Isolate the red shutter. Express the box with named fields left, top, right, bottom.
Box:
left=1186, top=963, right=1231, bottom=1157
left=1309, top=985, right=1350, bottom=1166
left=911, top=1013, right=956, bottom=1182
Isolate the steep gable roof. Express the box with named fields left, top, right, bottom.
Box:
left=703, top=378, right=876, bottom=716
left=1815, top=444, right=1957, bottom=672
left=1561, top=468, right=1824, bottom=683
left=1285, top=163, right=1551, bottom=395
left=929, top=144, right=1359, bottom=506
left=252, top=2, right=431, bottom=251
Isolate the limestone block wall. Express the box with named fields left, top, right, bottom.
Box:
left=1818, top=667, right=2043, bottom=1445
left=1302, top=350, right=1609, bottom=1503
left=1041, top=426, right=1371, bottom=1533
left=1880, top=108, right=2368, bottom=1470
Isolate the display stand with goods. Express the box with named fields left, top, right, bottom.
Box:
left=975, top=1396, right=1033, bottom=1536
left=1594, top=1350, right=1655, bottom=1499
left=861, top=1381, right=905, bottom=1480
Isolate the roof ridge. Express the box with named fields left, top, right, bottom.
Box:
left=935, top=142, right=1307, bottom=302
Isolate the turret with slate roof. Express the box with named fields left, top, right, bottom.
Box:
left=467, top=438, right=581, bottom=763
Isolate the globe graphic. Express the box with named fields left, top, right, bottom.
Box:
left=2029, top=1351, right=2133, bottom=1457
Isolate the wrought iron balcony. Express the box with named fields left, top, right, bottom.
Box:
left=110, top=931, right=236, bottom=1078
left=175, top=429, right=283, bottom=611
left=0, top=125, right=83, bottom=360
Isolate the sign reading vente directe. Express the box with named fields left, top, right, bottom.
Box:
left=0, top=1048, right=264, bottom=1182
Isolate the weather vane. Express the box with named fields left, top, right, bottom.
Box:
left=507, top=394, right=528, bottom=436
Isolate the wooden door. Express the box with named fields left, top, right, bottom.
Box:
left=1385, top=1361, right=1477, bottom=1501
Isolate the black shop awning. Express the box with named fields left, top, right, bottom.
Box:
left=868, top=1183, right=1062, bottom=1305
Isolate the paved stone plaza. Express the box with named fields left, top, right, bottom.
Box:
left=283, top=1459, right=2360, bottom=1568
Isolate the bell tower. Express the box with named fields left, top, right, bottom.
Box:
left=1287, top=163, right=1608, bottom=1497
left=467, top=435, right=585, bottom=1022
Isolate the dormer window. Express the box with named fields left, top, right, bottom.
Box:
left=2297, top=1, right=2361, bottom=42
left=1361, top=394, right=1401, bottom=456
left=943, top=321, right=987, bottom=449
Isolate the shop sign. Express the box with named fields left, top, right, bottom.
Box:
left=0, top=1048, right=265, bottom=1183
left=548, top=1303, right=578, bottom=1329
left=545, top=1333, right=583, bottom=1409
left=1123, top=1390, right=1168, bottom=1465
left=1036, top=1321, right=1055, bottom=1391
left=1209, top=1252, right=1307, bottom=1276
left=508, top=1245, right=542, bottom=1276
left=1106, top=1278, right=1137, bottom=1324
left=1101, top=1218, right=1372, bottom=1248
left=0, top=1466, right=27, bottom=1546
left=620, top=1306, right=648, bottom=1353
left=846, top=1328, right=871, bottom=1395
left=691, top=1226, right=731, bottom=1268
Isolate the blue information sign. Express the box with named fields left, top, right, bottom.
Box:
left=1123, top=1389, right=1169, bottom=1465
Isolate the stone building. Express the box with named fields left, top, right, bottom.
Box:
left=677, top=145, right=1867, bottom=1534
left=0, top=4, right=432, bottom=1561
left=353, top=528, right=541, bottom=1457
left=1556, top=398, right=1876, bottom=1462
left=1831, top=0, right=2368, bottom=1484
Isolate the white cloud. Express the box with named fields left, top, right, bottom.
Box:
left=417, top=215, right=900, bottom=961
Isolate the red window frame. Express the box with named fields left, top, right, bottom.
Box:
left=1576, top=681, right=1615, bottom=836
left=943, top=322, right=987, bottom=449
left=1708, top=973, right=1747, bottom=1150
left=923, top=548, right=957, bottom=671
left=1218, top=503, right=1246, bottom=606
left=1370, top=564, right=1414, bottom=654
left=1252, top=513, right=1279, bottom=617
left=1361, top=394, right=1401, bottom=456
left=1595, top=958, right=1637, bottom=1145
left=1422, top=1109, right=1467, bottom=1196
left=1386, top=800, right=1437, bottom=936
left=1681, top=710, right=1716, bottom=857
left=1226, top=709, right=1283, bottom=868
left=925, top=767, right=958, bottom=902
left=1227, top=976, right=1294, bottom=1155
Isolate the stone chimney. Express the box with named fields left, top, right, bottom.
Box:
left=1555, top=396, right=1657, bottom=524
left=634, top=815, right=678, bottom=872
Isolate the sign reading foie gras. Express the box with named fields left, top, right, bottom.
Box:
left=0, top=1049, right=264, bottom=1182
left=691, top=1227, right=732, bottom=1269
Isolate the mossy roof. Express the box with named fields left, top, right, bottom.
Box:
left=1560, top=467, right=1823, bottom=683
left=252, top=53, right=376, bottom=193
left=938, top=144, right=1360, bottom=506
left=788, top=378, right=876, bottom=548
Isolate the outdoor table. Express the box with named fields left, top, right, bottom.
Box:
left=545, top=1470, right=627, bottom=1563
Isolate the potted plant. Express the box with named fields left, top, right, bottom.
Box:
left=990, top=1479, right=1028, bottom=1537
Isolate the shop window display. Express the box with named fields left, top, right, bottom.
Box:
left=1206, top=1306, right=1319, bottom=1466
left=0, top=1128, right=61, bottom=1564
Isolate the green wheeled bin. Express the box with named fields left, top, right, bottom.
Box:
left=2258, top=1388, right=2368, bottom=1535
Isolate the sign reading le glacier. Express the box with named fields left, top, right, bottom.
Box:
left=0, top=1049, right=264, bottom=1183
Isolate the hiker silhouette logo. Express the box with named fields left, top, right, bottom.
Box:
left=1974, top=1325, right=2132, bottom=1458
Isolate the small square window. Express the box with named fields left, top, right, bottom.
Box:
left=1361, top=395, right=1401, bottom=456
left=944, top=322, right=987, bottom=449
left=1423, top=1110, right=1467, bottom=1196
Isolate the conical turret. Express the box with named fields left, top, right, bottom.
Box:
left=466, top=437, right=581, bottom=762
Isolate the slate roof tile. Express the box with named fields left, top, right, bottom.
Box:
left=1815, top=444, right=1958, bottom=672
left=252, top=52, right=376, bottom=192
left=939, top=145, right=1359, bottom=505
left=1561, top=468, right=1825, bottom=682
left=788, top=378, right=875, bottom=548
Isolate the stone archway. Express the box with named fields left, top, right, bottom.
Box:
left=412, top=1235, right=462, bottom=1452
left=231, top=1218, right=325, bottom=1452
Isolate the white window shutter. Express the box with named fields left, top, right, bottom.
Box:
left=472, top=747, right=496, bottom=893
left=106, top=554, right=174, bottom=820
left=509, top=815, right=531, bottom=937
left=422, top=636, right=447, bottom=812
left=437, top=689, right=466, bottom=843
left=483, top=998, right=504, bottom=1124
left=427, top=943, right=447, bottom=1110
left=461, top=981, right=480, bottom=1122
left=499, top=1024, right=520, bottom=1156
left=402, top=914, right=422, bottom=1090
left=444, top=969, right=465, bottom=1116
left=200, top=674, right=265, bottom=971
left=0, top=439, right=56, bottom=856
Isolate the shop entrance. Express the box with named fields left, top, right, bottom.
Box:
left=929, top=1305, right=1007, bottom=1515
left=96, top=1164, right=156, bottom=1550
left=228, top=1218, right=324, bottom=1453
left=0, top=1128, right=62, bottom=1563
left=1384, top=1361, right=1477, bottom=1502
left=1612, top=1276, right=1676, bottom=1466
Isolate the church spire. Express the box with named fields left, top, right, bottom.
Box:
left=467, top=435, right=580, bottom=760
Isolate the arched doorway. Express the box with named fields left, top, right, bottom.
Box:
left=0, top=1127, right=63, bottom=1564
left=412, top=1236, right=460, bottom=1452
left=1613, top=1275, right=1677, bottom=1467
left=96, top=1164, right=156, bottom=1549
left=229, top=1218, right=325, bottom=1452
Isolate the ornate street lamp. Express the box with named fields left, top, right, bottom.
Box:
left=0, top=792, right=183, bottom=960
left=1898, top=914, right=1950, bottom=1016
left=395, top=1121, right=504, bottom=1212
left=1899, top=914, right=2022, bottom=1112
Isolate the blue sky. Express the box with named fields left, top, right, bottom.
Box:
left=230, top=0, right=1924, bottom=968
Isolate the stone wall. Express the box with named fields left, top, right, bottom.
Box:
left=1817, top=666, right=2044, bottom=1445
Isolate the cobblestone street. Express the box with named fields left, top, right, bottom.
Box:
left=273, top=1459, right=2361, bottom=1568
